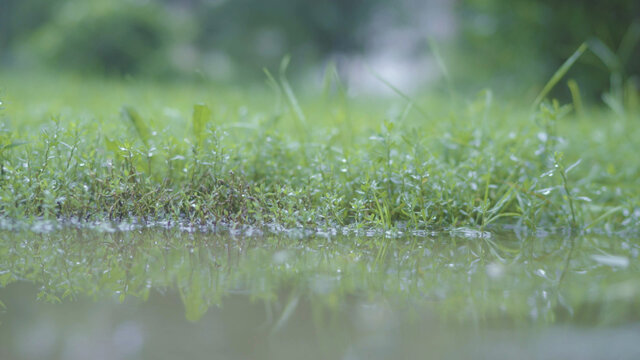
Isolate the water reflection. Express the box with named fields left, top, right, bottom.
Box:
left=0, top=227, right=639, bottom=359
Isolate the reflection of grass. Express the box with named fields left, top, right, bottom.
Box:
left=0, top=229, right=638, bottom=325
left=0, top=68, right=638, bottom=234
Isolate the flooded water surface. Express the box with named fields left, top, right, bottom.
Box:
left=1, top=226, right=639, bottom=359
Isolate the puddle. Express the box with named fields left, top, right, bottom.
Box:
left=1, top=228, right=639, bottom=359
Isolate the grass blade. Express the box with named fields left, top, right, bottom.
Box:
left=366, top=65, right=429, bottom=121
left=0, top=141, right=27, bottom=151
left=588, top=38, right=621, bottom=71
left=122, top=106, right=151, bottom=146
left=567, top=79, right=584, bottom=118
left=618, top=21, right=640, bottom=66
left=279, top=55, right=307, bottom=127
left=428, top=36, right=455, bottom=101
left=585, top=206, right=623, bottom=231
left=192, top=103, right=212, bottom=145
left=532, top=42, right=588, bottom=111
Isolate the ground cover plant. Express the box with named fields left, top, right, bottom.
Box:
left=0, top=54, right=639, bottom=236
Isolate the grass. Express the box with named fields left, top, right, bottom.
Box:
left=1, top=66, right=639, bottom=335
left=0, top=69, right=639, bottom=235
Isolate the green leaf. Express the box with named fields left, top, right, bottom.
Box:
left=532, top=42, right=588, bottom=111
left=365, top=64, right=429, bottom=121
left=279, top=55, right=307, bottom=127
left=121, top=106, right=151, bottom=145
left=104, top=137, right=120, bottom=154
left=618, top=21, right=640, bottom=66
left=0, top=141, right=27, bottom=152
left=192, top=104, right=212, bottom=145
left=588, top=38, right=621, bottom=71
left=585, top=206, right=623, bottom=231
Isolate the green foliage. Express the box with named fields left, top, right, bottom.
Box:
left=0, top=0, right=54, bottom=55
left=456, top=0, right=640, bottom=97
left=121, top=106, right=151, bottom=145
left=192, top=0, right=378, bottom=69
left=0, top=71, right=638, bottom=234
left=532, top=42, right=588, bottom=110
left=26, top=0, right=173, bottom=74
left=3, top=0, right=380, bottom=77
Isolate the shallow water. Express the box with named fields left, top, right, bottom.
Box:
left=1, top=227, right=639, bottom=359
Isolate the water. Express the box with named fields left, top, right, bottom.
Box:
left=1, top=227, right=639, bottom=359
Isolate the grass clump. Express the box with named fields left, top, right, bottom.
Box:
left=0, top=70, right=638, bottom=234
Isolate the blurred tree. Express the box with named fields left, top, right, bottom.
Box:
left=0, top=0, right=57, bottom=62
left=190, top=0, right=378, bottom=73
left=456, top=0, right=640, bottom=98
left=4, top=0, right=381, bottom=77
left=3, top=0, right=637, bottom=92
left=26, top=0, right=173, bottom=75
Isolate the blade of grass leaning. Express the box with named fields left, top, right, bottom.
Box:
left=588, top=38, right=623, bottom=99
left=0, top=141, right=27, bottom=152
left=567, top=79, right=584, bottom=118
left=366, top=65, right=429, bottom=121
left=103, top=137, right=120, bottom=155
left=587, top=38, right=621, bottom=72
left=428, top=36, right=456, bottom=102
left=278, top=55, right=307, bottom=127
left=585, top=206, right=623, bottom=231
left=618, top=21, right=640, bottom=66
left=263, top=68, right=282, bottom=100
left=122, top=106, right=151, bottom=146
left=532, top=42, right=588, bottom=111
left=322, top=60, right=337, bottom=99
left=192, top=103, right=212, bottom=145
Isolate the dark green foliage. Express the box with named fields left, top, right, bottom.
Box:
left=457, top=0, right=640, bottom=97
left=0, top=0, right=55, bottom=58
left=28, top=2, right=171, bottom=74
left=192, top=0, right=377, bottom=71
left=2, top=0, right=380, bottom=77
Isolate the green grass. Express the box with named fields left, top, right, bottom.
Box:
left=0, top=70, right=639, bottom=234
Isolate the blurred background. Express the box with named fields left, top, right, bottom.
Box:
left=1, top=0, right=639, bottom=98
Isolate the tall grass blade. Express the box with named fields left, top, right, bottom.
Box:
left=121, top=106, right=151, bottom=146
left=263, top=68, right=284, bottom=116
left=428, top=36, right=455, bottom=101
left=585, top=206, right=623, bottom=231
left=192, top=103, right=212, bottom=145
left=532, top=42, right=588, bottom=111
left=588, top=38, right=621, bottom=71
left=567, top=79, right=584, bottom=118
left=602, top=92, right=625, bottom=116
left=588, top=38, right=624, bottom=99
left=618, top=21, right=640, bottom=66
left=366, top=65, right=429, bottom=121
left=0, top=141, right=27, bottom=151
left=279, top=55, right=307, bottom=127
left=322, top=60, right=338, bottom=99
